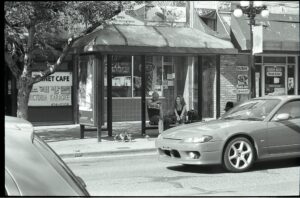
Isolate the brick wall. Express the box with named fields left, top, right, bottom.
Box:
left=220, top=55, right=238, bottom=115
left=202, top=57, right=216, bottom=118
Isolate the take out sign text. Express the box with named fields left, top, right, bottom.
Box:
left=41, top=75, right=70, bottom=82
left=32, top=72, right=72, bottom=86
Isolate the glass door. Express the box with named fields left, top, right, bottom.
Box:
left=263, top=65, right=287, bottom=96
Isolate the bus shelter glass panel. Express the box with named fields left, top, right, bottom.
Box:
left=133, top=56, right=162, bottom=97
left=78, top=55, right=96, bottom=126
left=111, top=55, right=132, bottom=97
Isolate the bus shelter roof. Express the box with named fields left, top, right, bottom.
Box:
left=71, top=24, right=237, bottom=55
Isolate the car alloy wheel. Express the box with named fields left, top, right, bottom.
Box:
left=223, top=137, right=255, bottom=172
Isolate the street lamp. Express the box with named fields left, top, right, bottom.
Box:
left=233, top=1, right=269, bottom=98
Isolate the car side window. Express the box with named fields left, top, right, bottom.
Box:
left=274, top=100, right=300, bottom=120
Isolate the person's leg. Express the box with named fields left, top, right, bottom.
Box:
left=163, top=117, right=171, bottom=130
left=150, top=115, right=160, bottom=125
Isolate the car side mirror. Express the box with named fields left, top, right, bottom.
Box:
left=76, top=176, right=87, bottom=188
left=274, top=113, right=290, bottom=121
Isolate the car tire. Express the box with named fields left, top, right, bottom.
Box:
left=223, top=137, right=255, bottom=173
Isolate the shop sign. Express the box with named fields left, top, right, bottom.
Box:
left=237, top=89, right=250, bottom=94
left=194, top=1, right=217, bottom=9
left=112, top=76, right=131, bottom=86
left=145, top=5, right=186, bottom=23
left=253, top=25, right=263, bottom=54
left=236, top=66, right=249, bottom=72
left=111, top=11, right=144, bottom=25
left=266, top=67, right=283, bottom=76
left=29, top=72, right=72, bottom=106
left=266, top=71, right=282, bottom=77
left=112, top=64, right=131, bottom=75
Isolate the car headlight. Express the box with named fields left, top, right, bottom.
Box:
left=181, top=135, right=213, bottom=143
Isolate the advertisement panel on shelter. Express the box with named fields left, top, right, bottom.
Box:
left=29, top=72, right=72, bottom=106
left=78, top=56, right=97, bottom=126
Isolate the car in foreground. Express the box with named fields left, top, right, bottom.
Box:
left=5, top=116, right=90, bottom=196
left=155, top=95, right=300, bottom=172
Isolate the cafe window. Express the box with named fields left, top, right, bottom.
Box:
left=105, top=55, right=173, bottom=98
left=111, top=55, right=132, bottom=97
left=263, top=56, right=286, bottom=64
left=255, top=56, right=262, bottom=64
left=133, top=56, right=163, bottom=97
left=288, top=65, right=295, bottom=95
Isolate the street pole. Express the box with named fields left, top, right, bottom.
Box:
left=250, top=15, right=256, bottom=98
left=234, top=1, right=269, bottom=99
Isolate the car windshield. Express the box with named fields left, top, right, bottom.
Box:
left=222, top=99, right=280, bottom=121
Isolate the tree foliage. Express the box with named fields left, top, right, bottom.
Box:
left=4, top=1, right=135, bottom=119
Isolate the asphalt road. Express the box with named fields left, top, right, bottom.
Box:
left=65, top=153, right=300, bottom=196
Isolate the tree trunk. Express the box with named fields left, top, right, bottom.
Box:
left=16, top=78, right=33, bottom=120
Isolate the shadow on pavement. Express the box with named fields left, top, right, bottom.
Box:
left=251, top=158, right=300, bottom=172
left=167, top=164, right=226, bottom=174
left=167, top=158, right=300, bottom=174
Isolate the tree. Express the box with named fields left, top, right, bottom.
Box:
left=5, top=1, right=134, bottom=120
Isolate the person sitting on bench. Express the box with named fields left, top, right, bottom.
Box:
left=147, top=91, right=170, bottom=130
left=174, top=95, right=187, bottom=124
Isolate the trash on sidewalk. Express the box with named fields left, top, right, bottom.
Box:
left=114, top=132, right=133, bottom=142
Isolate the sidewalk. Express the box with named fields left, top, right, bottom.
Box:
left=34, top=122, right=159, bottom=159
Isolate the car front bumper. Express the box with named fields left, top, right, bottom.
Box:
left=155, top=138, right=224, bottom=165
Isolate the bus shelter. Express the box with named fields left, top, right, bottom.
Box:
left=70, top=24, right=237, bottom=142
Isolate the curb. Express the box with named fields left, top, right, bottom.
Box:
left=59, top=148, right=157, bottom=159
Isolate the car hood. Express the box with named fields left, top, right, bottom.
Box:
left=161, top=119, right=263, bottom=140
left=5, top=116, right=34, bottom=133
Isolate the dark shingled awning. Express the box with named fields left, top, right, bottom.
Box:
left=71, top=24, right=237, bottom=55
left=231, top=13, right=300, bottom=52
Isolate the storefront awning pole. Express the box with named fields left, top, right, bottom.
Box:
left=107, top=54, right=113, bottom=136
left=197, top=56, right=202, bottom=121
left=141, top=55, right=146, bottom=135
left=216, top=55, right=221, bottom=118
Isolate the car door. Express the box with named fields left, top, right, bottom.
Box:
left=5, top=169, right=20, bottom=196
left=267, top=100, right=300, bottom=155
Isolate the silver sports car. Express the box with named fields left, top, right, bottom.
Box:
left=5, top=116, right=90, bottom=196
left=155, top=95, right=300, bottom=172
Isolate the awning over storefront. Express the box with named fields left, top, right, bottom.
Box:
left=231, top=13, right=300, bottom=52
left=71, top=25, right=237, bottom=55
left=193, top=9, right=231, bottom=41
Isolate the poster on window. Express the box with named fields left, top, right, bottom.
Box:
left=29, top=72, right=72, bottom=106
left=78, top=56, right=96, bottom=126
left=237, top=74, right=250, bottom=94
left=265, top=66, right=285, bottom=96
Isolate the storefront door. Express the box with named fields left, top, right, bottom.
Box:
left=263, top=65, right=287, bottom=96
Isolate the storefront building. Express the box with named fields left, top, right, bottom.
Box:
left=230, top=12, right=299, bottom=98
left=5, top=1, right=299, bottom=125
